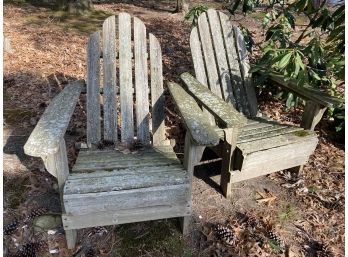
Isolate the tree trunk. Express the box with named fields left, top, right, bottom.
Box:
left=175, top=0, right=184, bottom=12
left=58, top=0, right=93, bottom=14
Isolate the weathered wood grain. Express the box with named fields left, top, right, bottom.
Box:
left=300, top=100, right=327, bottom=130
left=207, top=9, right=235, bottom=106
left=64, top=184, right=189, bottom=215
left=237, top=130, right=317, bottom=153
left=233, top=26, right=258, bottom=117
left=62, top=205, right=191, bottom=230
left=24, top=81, right=84, bottom=157
left=180, top=72, right=247, bottom=128
left=232, top=136, right=318, bottom=182
left=134, top=17, right=150, bottom=144
left=150, top=33, right=165, bottom=146
left=119, top=13, right=134, bottom=144
left=238, top=127, right=303, bottom=143
left=190, top=26, right=215, bottom=125
left=87, top=31, right=101, bottom=147
left=65, top=169, right=188, bottom=194
left=197, top=12, right=222, bottom=98
left=102, top=15, right=118, bottom=143
left=218, top=11, right=248, bottom=114
left=167, top=81, right=220, bottom=146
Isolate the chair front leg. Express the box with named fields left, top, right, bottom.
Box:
left=181, top=132, right=205, bottom=235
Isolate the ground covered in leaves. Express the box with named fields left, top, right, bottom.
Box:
left=3, top=1, right=344, bottom=256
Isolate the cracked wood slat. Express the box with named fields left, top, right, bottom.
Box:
left=103, top=15, right=118, bottom=143
left=180, top=72, right=247, bottom=128
left=150, top=33, right=165, bottom=146
left=24, top=81, right=84, bottom=157
left=72, top=156, right=180, bottom=172
left=190, top=26, right=215, bottom=125
left=218, top=11, right=249, bottom=115
left=63, top=184, right=189, bottom=215
left=134, top=17, right=150, bottom=144
left=237, top=130, right=317, bottom=154
left=197, top=12, right=222, bottom=98
left=238, top=127, right=304, bottom=143
left=68, top=165, right=184, bottom=179
left=62, top=205, right=191, bottom=230
left=119, top=13, right=134, bottom=144
left=233, top=26, right=258, bottom=117
left=207, top=9, right=235, bottom=106
left=65, top=168, right=188, bottom=194
left=167, top=82, right=220, bottom=146
left=87, top=31, right=101, bottom=147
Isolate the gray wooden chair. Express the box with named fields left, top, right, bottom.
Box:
left=167, top=9, right=342, bottom=198
left=24, top=13, right=192, bottom=249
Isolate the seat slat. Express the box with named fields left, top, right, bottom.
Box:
left=150, top=34, right=165, bottom=146
left=68, top=165, right=184, bottom=179
left=87, top=32, right=101, bottom=147
left=65, top=168, right=188, bottom=194
left=119, top=13, right=134, bottom=144
left=64, top=184, right=189, bottom=216
left=238, top=127, right=303, bottom=143
left=102, top=16, right=118, bottom=143
left=233, top=26, right=258, bottom=117
left=197, top=13, right=222, bottom=98
left=218, top=11, right=248, bottom=115
left=207, top=9, right=235, bottom=106
left=134, top=17, right=150, bottom=144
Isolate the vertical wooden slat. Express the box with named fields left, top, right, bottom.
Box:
left=197, top=13, right=222, bottom=98
left=207, top=9, right=236, bottom=107
left=134, top=17, right=150, bottom=144
left=103, top=15, right=118, bottom=142
left=87, top=32, right=101, bottom=148
left=149, top=33, right=165, bottom=146
left=119, top=13, right=134, bottom=144
left=219, top=11, right=249, bottom=116
left=190, top=27, right=215, bottom=125
left=233, top=26, right=258, bottom=117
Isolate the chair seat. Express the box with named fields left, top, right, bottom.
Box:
left=62, top=146, right=191, bottom=229
left=237, top=117, right=317, bottom=153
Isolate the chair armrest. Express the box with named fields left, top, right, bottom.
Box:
left=267, top=73, right=343, bottom=108
left=180, top=72, right=248, bottom=128
left=167, top=82, right=220, bottom=146
left=24, top=80, right=84, bottom=157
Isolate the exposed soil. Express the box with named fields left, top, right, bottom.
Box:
left=3, top=1, right=344, bottom=257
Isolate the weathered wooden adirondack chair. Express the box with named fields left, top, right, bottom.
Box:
left=24, top=13, right=193, bottom=249
left=167, top=9, right=342, bottom=198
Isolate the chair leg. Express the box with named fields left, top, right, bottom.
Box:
left=289, top=165, right=304, bottom=177
left=180, top=216, right=191, bottom=235
left=65, top=229, right=77, bottom=249
left=220, top=128, right=239, bottom=199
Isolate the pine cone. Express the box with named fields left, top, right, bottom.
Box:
left=23, top=208, right=48, bottom=224
left=214, top=224, right=236, bottom=246
left=10, top=242, right=46, bottom=257
left=4, top=218, right=19, bottom=236
left=266, top=230, right=285, bottom=253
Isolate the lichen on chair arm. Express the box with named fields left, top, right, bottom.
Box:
left=24, top=80, right=85, bottom=158
left=167, top=81, right=220, bottom=146
left=180, top=72, right=247, bottom=129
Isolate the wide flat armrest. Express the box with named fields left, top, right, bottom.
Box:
left=167, top=82, right=220, bottom=146
left=267, top=73, right=343, bottom=108
left=180, top=72, right=247, bottom=128
left=24, top=80, right=84, bottom=157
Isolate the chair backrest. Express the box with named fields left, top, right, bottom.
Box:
left=86, top=13, right=165, bottom=148
left=190, top=9, right=258, bottom=118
